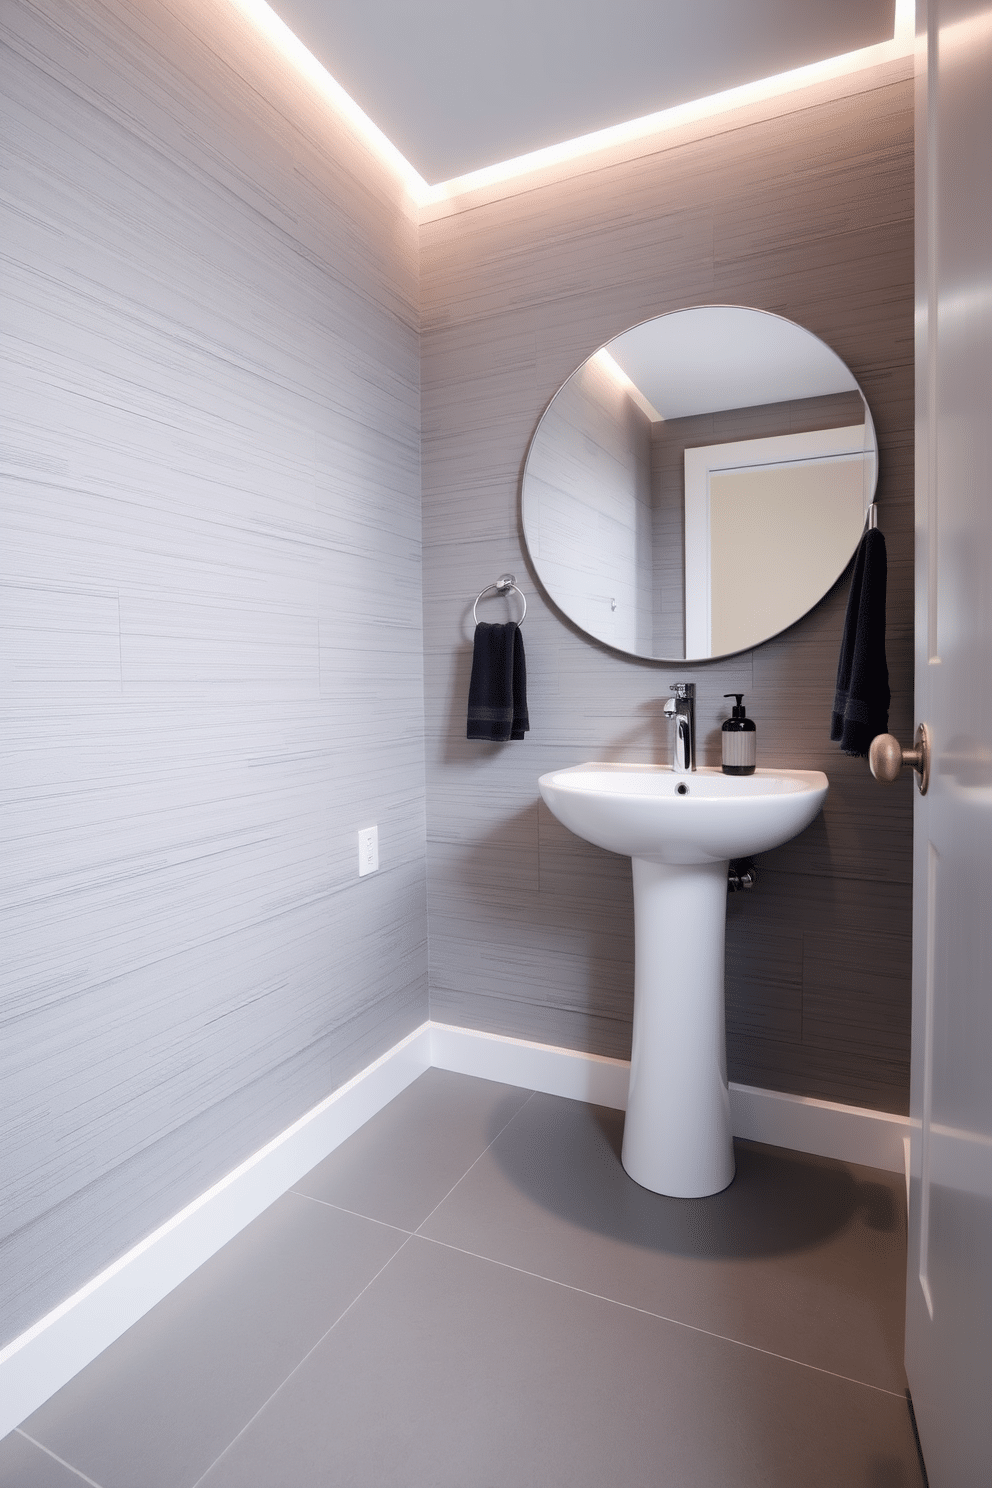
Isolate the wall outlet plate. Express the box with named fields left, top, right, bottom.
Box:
left=358, top=825, right=379, bottom=876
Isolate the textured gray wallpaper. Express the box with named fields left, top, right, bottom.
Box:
left=420, top=62, right=915, bottom=1115
left=0, top=0, right=427, bottom=1348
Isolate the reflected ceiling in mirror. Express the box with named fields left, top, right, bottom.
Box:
left=521, top=306, right=877, bottom=661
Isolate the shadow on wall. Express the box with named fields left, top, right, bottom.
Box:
left=488, top=1098, right=899, bottom=1261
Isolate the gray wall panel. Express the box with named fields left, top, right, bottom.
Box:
left=0, top=0, right=426, bottom=1347
left=421, top=66, right=915, bottom=1115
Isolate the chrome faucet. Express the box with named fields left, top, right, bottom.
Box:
left=663, top=682, right=695, bottom=773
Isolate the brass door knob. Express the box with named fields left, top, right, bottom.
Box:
left=869, top=723, right=931, bottom=795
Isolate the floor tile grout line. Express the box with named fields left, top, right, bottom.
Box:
left=189, top=1090, right=538, bottom=1485
left=415, top=1233, right=908, bottom=1401
left=187, top=1234, right=415, bottom=1488
left=11, top=1085, right=909, bottom=1483
left=413, top=1089, right=538, bottom=1237
left=15, top=1429, right=106, bottom=1487
left=289, top=1086, right=538, bottom=1242
left=289, top=1190, right=415, bottom=1236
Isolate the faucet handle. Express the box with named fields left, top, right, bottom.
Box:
left=669, top=682, right=695, bottom=700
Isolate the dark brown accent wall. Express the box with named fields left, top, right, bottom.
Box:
left=421, top=62, right=914, bottom=1114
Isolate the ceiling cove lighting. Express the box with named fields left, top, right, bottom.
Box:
left=591, top=349, right=664, bottom=424
left=424, top=0, right=916, bottom=211
left=228, top=0, right=429, bottom=200
left=231, top=0, right=914, bottom=215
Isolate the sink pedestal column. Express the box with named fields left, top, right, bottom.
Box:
left=622, top=857, right=736, bottom=1198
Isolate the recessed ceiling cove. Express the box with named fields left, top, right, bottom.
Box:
left=266, top=0, right=896, bottom=185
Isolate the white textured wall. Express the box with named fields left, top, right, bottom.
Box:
left=0, top=0, right=426, bottom=1348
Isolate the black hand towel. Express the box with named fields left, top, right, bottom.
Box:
left=467, top=621, right=529, bottom=742
left=831, top=527, right=890, bottom=757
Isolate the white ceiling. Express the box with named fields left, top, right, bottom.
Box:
left=266, top=0, right=896, bottom=185
left=606, top=308, right=859, bottom=420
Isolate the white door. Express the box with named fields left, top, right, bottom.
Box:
left=904, top=2, right=992, bottom=1482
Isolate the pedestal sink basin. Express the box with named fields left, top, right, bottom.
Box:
left=538, top=763, right=828, bottom=1198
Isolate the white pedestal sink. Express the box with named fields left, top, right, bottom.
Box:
left=537, top=763, right=828, bottom=1198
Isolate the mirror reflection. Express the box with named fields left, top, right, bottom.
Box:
left=521, top=306, right=877, bottom=661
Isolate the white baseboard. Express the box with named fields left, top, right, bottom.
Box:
left=0, top=1022, right=432, bottom=1442
left=726, top=1079, right=911, bottom=1174
left=429, top=1023, right=911, bottom=1174
left=429, top=1022, right=632, bottom=1108
left=0, top=1017, right=910, bottom=1441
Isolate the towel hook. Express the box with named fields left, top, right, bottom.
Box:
left=473, top=573, right=527, bottom=626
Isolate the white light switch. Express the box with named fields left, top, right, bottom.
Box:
left=358, top=825, right=379, bottom=876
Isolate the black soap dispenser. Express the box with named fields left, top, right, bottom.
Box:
left=722, top=694, right=756, bottom=775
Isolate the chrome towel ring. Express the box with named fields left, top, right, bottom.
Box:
left=473, top=573, right=527, bottom=626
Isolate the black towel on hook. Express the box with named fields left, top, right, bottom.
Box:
left=830, top=527, right=890, bottom=757
left=467, top=622, right=529, bottom=741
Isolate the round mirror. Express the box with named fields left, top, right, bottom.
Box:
left=521, top=305, right=877, bottom=661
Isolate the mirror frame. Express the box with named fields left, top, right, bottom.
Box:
left=521, top=305, right=877, bottom=663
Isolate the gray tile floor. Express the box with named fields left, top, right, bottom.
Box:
left=3, top=1070, right=926, bottom=1487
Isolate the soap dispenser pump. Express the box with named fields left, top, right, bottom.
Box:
left=722, top=694, right=756, bottom=775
